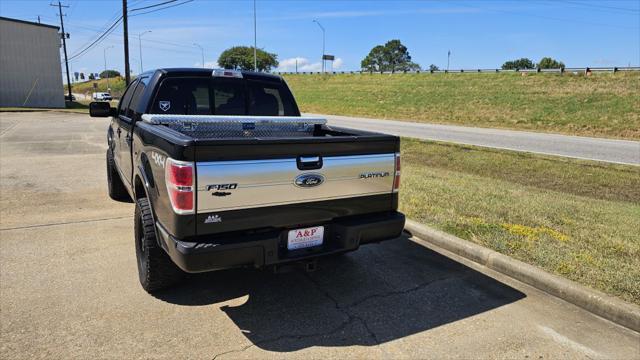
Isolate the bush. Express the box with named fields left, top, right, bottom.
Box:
left=538, top=57, right=565, bottom=69
left=100, top=70, right=121, bottom=78
left=502, top=58, right=535, bottom=70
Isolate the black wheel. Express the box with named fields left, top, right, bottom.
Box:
left=135, top=198, right=184, bottom=292
left=106, top=149, right=131, bottom=202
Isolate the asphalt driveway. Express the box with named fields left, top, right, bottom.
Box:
left=1, top=111, right=638, bottom=359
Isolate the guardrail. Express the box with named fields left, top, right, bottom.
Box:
left=274, top=66, right=640, bottom=75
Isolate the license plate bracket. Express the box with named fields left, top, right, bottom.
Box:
left=287, top=226, right=324, bottom=250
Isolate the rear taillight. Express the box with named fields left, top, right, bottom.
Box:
left=393, top=153, right=401, bottom=192
left=165, top=158, right=195, bottom=214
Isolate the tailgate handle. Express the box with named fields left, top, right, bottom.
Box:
left=297, top=156, right=323, bottom=170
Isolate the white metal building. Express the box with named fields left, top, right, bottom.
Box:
left=0, top=17, right=65, bottom=108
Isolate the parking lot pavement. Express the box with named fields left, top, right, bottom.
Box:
left=1, top=111, right=639, bottom=359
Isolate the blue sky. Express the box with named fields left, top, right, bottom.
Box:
left=1, top=0, right=639, bottom=78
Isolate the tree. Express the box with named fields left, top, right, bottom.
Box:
left=384, top=40, right=413, bottom=73
left=429, top=64, right=439, bottom=71
left=501, top=58, right=535, bottom=70
left=80, top=72, right=85, bottom=80
left=218, top=46, right=278, bottom=72
left=89, top=73, right=95, bottom=80
left=538, top=57, right=565, bottom=69
left=361, top=39, right=419, bottom=73
left=361, top=45, right=386, bottom=73
left=100, top=70, right=121, bottom=78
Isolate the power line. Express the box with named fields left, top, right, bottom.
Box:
left=129, top=0, right=194, bottom=17
left=66, top=22, right=198, bottom=50
left=66, top=0, right=193, bottom=63
left=559, top=0, right=640, bottom=13
left=129, top=0, right=179, bottom=12
left=68, top=16, right=123, bottom=61
left=67, top=8, right=123, bottom=58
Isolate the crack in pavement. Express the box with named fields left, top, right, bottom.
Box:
left=0, top=216, right=129, bottom=231
left=210, top=270, right=467, bottom=359
left=0, top=120, right=19, bottom=137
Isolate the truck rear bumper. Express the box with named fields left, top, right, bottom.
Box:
left=155, top=211, right=405, bottom=273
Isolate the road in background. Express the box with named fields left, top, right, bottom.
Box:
left=311, top=113, right=640, bottom=166
left=1, top=112, right=638, bottom=359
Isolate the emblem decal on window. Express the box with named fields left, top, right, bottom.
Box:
left=159, top=101, right=171, bottom=112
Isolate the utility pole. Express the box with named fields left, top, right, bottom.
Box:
left=313, top=20, right=325, bottom=73
left=295, top=58, right=298, bottom=74
left=122, top=0, right=131, bottom=85
left=37, top=15, right=41, bottom=23
left=51, top=1, right=72, bottom=101
left=447, top=50, right=451, bottom=72
left=253, top=0, right=257, bottom=71
left=138, top=30, right=151, bottom=73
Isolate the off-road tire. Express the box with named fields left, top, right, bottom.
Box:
left=135, top=198, right=184, bottom=292
left=106, top=149, right=131, bottom=202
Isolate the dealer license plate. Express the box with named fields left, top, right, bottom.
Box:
left=287, top=226, right=324, bottom=250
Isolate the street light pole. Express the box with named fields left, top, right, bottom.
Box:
left=104, top=45, right=114, bottom=92
left=253, top=0, right=257, bottom=71
left=193, top=43, right=204, bottom=68
left=313, top=20, right=325, bottom=73
left=138, top=30, right=151, bottom=74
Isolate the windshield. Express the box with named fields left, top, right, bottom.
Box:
left=150, top=77, right=299, bottom=116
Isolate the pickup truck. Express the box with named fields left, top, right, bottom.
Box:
left=89, top=68, right=405, bottom=293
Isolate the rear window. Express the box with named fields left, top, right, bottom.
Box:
left=151, top=77, right=298, bottom=116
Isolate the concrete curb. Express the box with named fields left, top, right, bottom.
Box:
left=405, top=219, right=640, bottom=333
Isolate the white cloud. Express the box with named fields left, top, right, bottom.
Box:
left=277, top=57, right=344, bottom=72
left=265, top=7, right=480, bottom=21
left=194, top=61, right=219, bottom=69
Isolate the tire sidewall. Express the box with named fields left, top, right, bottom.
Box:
left=134, top=201, right=149, bottom=286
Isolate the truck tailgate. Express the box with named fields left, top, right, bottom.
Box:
left=196, top=153, right=395, bottom=213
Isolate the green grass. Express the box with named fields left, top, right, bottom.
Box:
left=399, top=138, right=640, bottom=304
left=66, top=76, right=127, bottom=98
left=284, top=72, right=640, bottom=139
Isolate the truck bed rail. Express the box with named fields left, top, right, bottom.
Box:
left=140, top=114, right=328, bottom=139
left=141, top=114, right=326, bottom=125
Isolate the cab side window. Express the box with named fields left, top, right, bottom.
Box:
left=118, top=80, right=139, bottom=118
left=127, top=78, right=148, bottom=118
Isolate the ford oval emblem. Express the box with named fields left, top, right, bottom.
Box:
left=295, top=173, right=325, bottom=188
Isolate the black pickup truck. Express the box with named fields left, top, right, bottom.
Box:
left=90, top=68, right=405, bottom=293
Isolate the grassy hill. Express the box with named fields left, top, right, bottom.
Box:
left=283, top=72, right=640, bottom=139
left=66, top=76, right=127, bottom=98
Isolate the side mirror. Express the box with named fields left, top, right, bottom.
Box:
left=89, top=101, right=115, bottom=117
